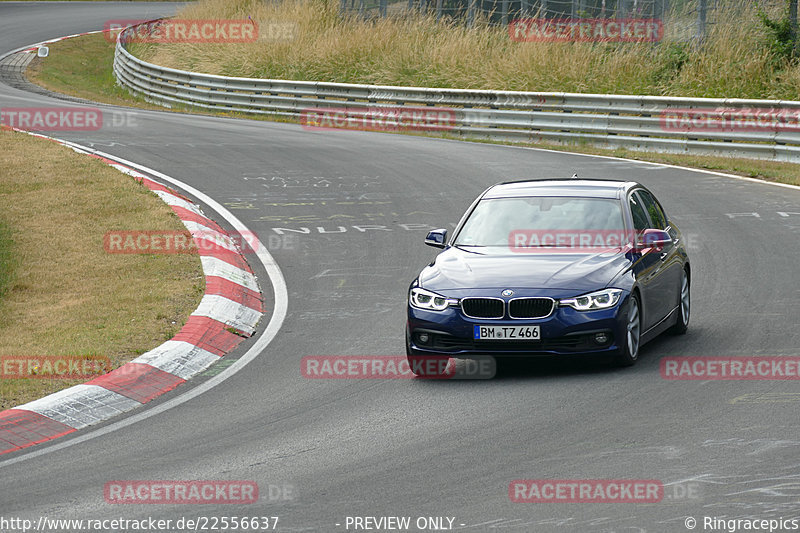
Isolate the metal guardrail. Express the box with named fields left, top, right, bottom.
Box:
left=113, top=24, right=800, bottom=163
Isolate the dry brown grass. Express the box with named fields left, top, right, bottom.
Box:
left=132, top=0, right=800, bottom=99
left=0, top=129, right=203, bottom=409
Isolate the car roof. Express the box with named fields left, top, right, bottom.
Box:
left=483, top=179, right=638, bottom=200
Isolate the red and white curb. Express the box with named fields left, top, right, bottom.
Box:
left=0, top=130, right=264, bottom=454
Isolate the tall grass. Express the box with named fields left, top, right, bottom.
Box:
left=133, top=0, right=800, bottom=99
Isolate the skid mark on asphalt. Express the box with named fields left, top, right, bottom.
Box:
left=730, top=392, right=800, bottom=404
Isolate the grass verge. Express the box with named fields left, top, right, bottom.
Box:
left=26, top=32, right=165, bottom=109
left=25, top=22, right=800, bottom=187
left=0, top=128, right=204, bottom=410
left=0, top=220, right=14, bottom=303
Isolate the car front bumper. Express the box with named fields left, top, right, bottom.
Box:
left=407, top=290, right=631, bottom=357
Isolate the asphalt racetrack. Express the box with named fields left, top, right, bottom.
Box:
left=1, top=3, right=799, bottom=532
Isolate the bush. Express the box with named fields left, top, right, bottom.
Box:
left=757, top=0, right=798, bottom=63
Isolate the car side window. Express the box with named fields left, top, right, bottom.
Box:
left=637, top=190, right=668, bottom=229
left=629, top=193, right=650, bottom=231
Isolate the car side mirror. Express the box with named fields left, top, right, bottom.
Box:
left=635, top=229, right=672, bottom=252
left=425, top=229, right=448, bottom=249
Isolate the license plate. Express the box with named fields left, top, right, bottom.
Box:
left=474, top=325, right=540, bottom=340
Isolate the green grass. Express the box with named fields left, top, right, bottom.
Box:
left=0, top=220, right=15, bottom=303
left=27, top=33, right=162, bottom=108
left=27, top=32, right=242, bottom=118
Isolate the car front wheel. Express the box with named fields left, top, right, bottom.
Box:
left=615, top=292, right=641, bottom=367
left=670, top=268, right=690, bottom=335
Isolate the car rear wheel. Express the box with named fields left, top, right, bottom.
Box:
left=614, top=292, right=641, bottom=367
left=670, top=268, right=690, bottom=335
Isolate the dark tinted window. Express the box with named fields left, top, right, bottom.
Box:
left=629, top=194, right=650, bottom=231
left=637, top=190, right=668, bottom=229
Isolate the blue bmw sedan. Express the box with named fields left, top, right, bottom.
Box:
left=406, top=179, right=690, bottom=369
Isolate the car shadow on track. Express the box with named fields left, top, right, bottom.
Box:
left=409, top=330, right=690, bottom=382
left=489, top=343, right=663, bottom=380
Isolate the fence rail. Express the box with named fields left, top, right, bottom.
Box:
left=114, top=24, right=800, bottom=163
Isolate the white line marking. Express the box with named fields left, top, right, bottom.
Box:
left=454, top=138, right=800, bottom=192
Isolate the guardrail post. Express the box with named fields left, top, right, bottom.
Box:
left=520, top=0, right=530, bottom=17
left=791, top=0, right=798, bottom=54
left=467, top=0, right=477, bottom=27
left=695, top=0, right=707, bottom=43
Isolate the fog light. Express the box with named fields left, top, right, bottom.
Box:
left=417, top=333, right=431, bottom=344
left=594, top=332, right=609, bottom=344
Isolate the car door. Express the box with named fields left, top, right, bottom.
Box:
left=635, top=189, right=682, bottom=326
left=637, top=189, right=683, bottom=319
left=628, top=190, right=669, bottom=331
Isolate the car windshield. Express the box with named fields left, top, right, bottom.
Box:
left=454, top=196, right=626, bottom=248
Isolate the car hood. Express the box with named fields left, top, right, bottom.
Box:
left=418, top=246, right=630, bottom=292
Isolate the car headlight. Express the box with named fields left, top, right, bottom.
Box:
left=409, top=288, right=456, bottom=311
left=559, top=288, right=623, bottom=311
